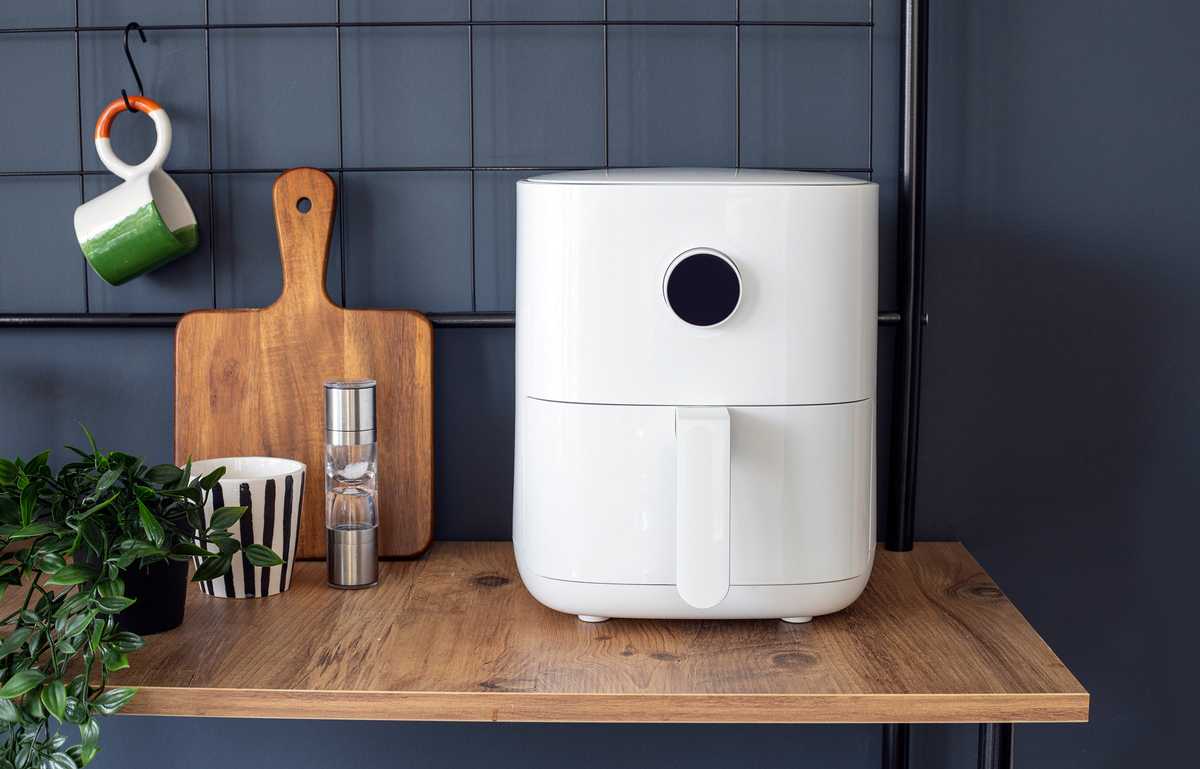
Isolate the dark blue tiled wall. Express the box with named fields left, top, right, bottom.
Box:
left=1, top=3, right=903, bottom=765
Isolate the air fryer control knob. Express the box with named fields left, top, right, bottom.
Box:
left=664, top=249, right=742, bottom=327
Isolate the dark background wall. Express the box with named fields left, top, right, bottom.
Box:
left=1, top=0, right=1188, bottom=767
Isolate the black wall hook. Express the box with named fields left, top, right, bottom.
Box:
left=121, top=22, right=147, bottom=112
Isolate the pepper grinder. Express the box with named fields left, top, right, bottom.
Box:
left=325, top=378, right=379, bottom=588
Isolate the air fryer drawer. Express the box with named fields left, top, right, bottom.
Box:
left=516, top=398, right=875, bottom=586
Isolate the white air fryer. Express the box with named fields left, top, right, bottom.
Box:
left=513, top=168, right=878, bottom=623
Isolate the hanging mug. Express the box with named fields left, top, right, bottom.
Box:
left=73, top=96, right=198, bottom=286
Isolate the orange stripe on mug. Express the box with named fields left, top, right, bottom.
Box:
left=94, top=96, right=163, bottom=139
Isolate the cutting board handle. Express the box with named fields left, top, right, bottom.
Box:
left=271, top=167, right=338, bottom=312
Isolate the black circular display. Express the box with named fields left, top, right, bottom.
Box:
left=665, top=252, right=741, bottom=327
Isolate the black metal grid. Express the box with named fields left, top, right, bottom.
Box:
left=0, top=0, right=880, bottom=327
left=0, top=3, right=978, bottom=767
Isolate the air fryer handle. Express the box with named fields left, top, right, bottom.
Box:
left=675, top=406, right=731, bottom=609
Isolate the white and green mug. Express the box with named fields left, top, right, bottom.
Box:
left=73, top=96, right=198, bottom=286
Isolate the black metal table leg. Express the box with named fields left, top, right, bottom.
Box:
left=882, top=724, right=910, bottom=769
left=978, top=724, right=1015, bottom=769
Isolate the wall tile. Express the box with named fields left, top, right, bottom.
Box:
left=473, top=25, right=605, bottom=166
left=0, top=177, right=86, bottom=312
left=343, top=172, right=472, bottom=311
left=79, top=0, right=205, bottom=26
left=0, top=33, right=78, bottom=172
left=210, top=29, right=339, bottom=169
left=608, top=25, right=736, bottom=166
left=0, top=329, right=174, bottom=464
left=83, top=173, right=214, bottom=312
left=79, top=30, right=209, bottom=173
left=473, top=170, right=528, bottom=311
left=608, top=0, right=735, bottom=21
left=434, top=327, right=514, bottom=539
left=212, top=173, right=342, bottom=308
left=208, top=0, right=334, bottom=24
left=0, top=1, right=72, bottom=27
left=740, top=26, right=871, bottom=168
left=341, top=27, right=470, bottom=167
left=472, top=0, right=603, bottom=21
left=740, top=0, right=871, bottom=22
left=341, top=0, right=469, bottom=22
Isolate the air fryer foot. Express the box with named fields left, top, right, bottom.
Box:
left=781, top=616, right=813, bottom=624
left=577, top=614, right=610, bottom=623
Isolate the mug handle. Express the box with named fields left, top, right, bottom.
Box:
left=93, top=95, right=172, bottom=180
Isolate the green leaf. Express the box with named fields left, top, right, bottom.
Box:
left=107, top=631, right=144, bottom=653
left=94, top=596, right=135, bottom=614
left=210, top=533, right=241, bottom=555
left=93, top=468, right=121, bottom=495
left=77, top=493, right=119, bottom=520
left=136, top=500, right=165, bottom=548
left=208, top=506, right=246, bottom=532
left=63, top=696, right=87, bottom=725
left=198, top=466, right=226, bottom=491
left=0, top=670, right=45, bottom=699
left=39, top=680, right=65, bottom=721
left=0, top=697, right=18, bottom=722
left=18, top=485, right=36, bottom=527
left=191, top=554, right=232, bottom=582
left=79, top=424, right=98, bottom=461
left=33, top=552, right=66, bottom=573
left=0, top=628, right=33, bottom=657
left=55, top=613, right=91, bottom=640
left=243, top=544, right=284, bottom=567
left=8, top=522, right=51, bottom=541
left=101, top=648, right=129, bottom=673
left=0, top=459, right=17, bottom=486
left=69, top=743, right=98, bottom=768
left=78, top=519, right=105, bottom=558
left=42, top=752, right=75, bottom=769
left=45, top=564, right=98, bottom=587
left=95, top=579, right=124, bottom=599
left=52, top=593, right=91, bottom=620
left=78, top=717, right=99, bottom=747
left=91, top=686, right=136, bottom=715
left=170, top=542, right=215, bottom=558
left=157, top=486, right=202, bottom=505
left=145, top=464, right=183, bottom=485
left=176, top=458, right=193, bottom=490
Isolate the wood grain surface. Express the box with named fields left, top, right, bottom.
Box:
left=174, top=168, right=433, bottom=559
left=90, top=542, right=1087, bottom=723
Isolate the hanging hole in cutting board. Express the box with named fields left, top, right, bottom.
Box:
left=296, top=197, right=311, bottom=213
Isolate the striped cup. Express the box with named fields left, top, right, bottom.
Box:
left=189, top=457, right=306, bottom=598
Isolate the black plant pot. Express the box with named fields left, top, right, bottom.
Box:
left=117, top=559, right=189, bottom=635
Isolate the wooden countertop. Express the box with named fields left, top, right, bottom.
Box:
left=92, top=541, right=1089, bottom=723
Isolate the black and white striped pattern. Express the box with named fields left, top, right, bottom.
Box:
left=194, top=464, right=305, bottom=598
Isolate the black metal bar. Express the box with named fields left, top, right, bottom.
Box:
left=886, top=0, right=928, bottom=553
left=0, top=165, right=874, bottom=178
left=0, top=20, right=874, bottom=35
left=977, top=724, right=1015, bottom=769
left=882, top=724, right=910, bottom=769
left=0, top=312, right=902, bottom=329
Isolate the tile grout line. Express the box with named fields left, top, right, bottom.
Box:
left=468, top=0, right=477, bottom=312
left=75, top=0, right=89, bottom=313
left=206, top=0, right=217, bottom=310
left=735, top=0, right=741, bottom=168
left=336, top=0, right=347, bottom=308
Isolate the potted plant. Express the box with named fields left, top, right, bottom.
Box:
left=0, top=430, right=281, bottom=767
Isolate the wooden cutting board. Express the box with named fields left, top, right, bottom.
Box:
left=175, top=167, right=433, bottom=559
